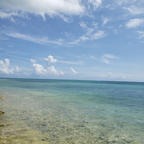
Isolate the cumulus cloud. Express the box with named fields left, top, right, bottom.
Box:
left=48, top=65, right=64, bottom=75
left=0, top=58, right=20, bottom=74
left=70, top=67, right=78, bottom=74
left=31, top=59, right=63, bottom=76
left=30, top=56, right=81, bottom=76
left=126, top=18, right=144, bottom=28
left=32, top=63, right=64, bottom=76
left=32, top=63, right=47, bottom=75
left=101, top=54, right=118, bottom=64
left=0, top=0, right=84, bottom=20
left=44, top=55, right=57, bottom=63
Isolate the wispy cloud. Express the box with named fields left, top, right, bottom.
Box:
left=43, top=55, right=83, bottom=65
left=126, top=18, right=144, bottom=28
left=101, top=54, right=118, bottom=64
left=137, top=31, right=144, bottom=39
left=124, top=6, right=144, bottom=15
left=90, top=54, right=118, bottom=64
left=92, top=72, right=133, bottom=81
left=5, top=29, right=105, bottom=46
left=79, top=21, right=87, bottom=29
left=70, top=22, right=105, bottom=44
left=0, top=0, right=84, bottom=21
left=0, top=11, right=18, bottom=19
left=6, top=32, right=63, bottom=45
left=70, top=67, right=78, bottom=74
left=102, top=17, right=109, bottom=26
left=30, top=58, right=36, bottom=64
left=91, top=31, right=105, bottom=40
left=58, top=60, right=83, bottom=65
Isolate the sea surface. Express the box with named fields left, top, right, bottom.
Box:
left=0, top=78, right=144, bottom=144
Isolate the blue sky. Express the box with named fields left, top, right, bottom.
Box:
left=0, top=0, right=144, bottom=81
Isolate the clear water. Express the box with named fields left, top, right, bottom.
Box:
left=0, top=78, right=144, bottom=144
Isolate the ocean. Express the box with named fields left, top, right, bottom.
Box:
left=0, top=78, right=144, bottom=144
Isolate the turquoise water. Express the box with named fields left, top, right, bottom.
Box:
left=0, top=78, right=144, bottom=144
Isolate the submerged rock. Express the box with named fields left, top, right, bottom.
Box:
left=0, top=111, right=4, bottom=115
left=0, top=96, right=3, bottom=100
left=0, top=124, right=5, bottom=127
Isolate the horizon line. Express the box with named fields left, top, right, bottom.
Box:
left=0, top=77, right=144, bottom=83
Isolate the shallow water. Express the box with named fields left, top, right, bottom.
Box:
left=0, top=78, right=144, bottom=144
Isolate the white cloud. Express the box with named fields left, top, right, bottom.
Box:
left=32, top=63, right=47, bottom=75
left=80, top=22, right=87, bottom=29
left=102, top=17, right=109, bottom=26
left=15, top=66, right=20, bottom=72
left=6, top=28, right=105, bottom=45
left=0, top=0, right=84, bottom=20
left=48, top=65, right=64, bottom=75
left=126, top=18, right=144, bottom=28
left=70, top=23, right=105, bottom=44
left=0, top=58, right=20, bottom=74
left=137, top=31, right=144, bottom=39
left=93, top=72, right=132, bottom=80
left=32, top=63, right=64, bottom=76
left=44, top=55, right=57, bottom=63
left=44, top=55, right=83, bottom=65
left=31, top=60, right=63, bottom=76
left=116, top=0, right=136, bottom=6
left=6, top=32, right=63, bottom=45
left=88, top=0, right=102, bottom=10
left=30, top=58, right=36, bottom=64
left=70, top=67, right=78, bottom=74
left=125, top=6, right=144, bottom=15
left=80, top=23, right=105, bottom=41
left=89, top=55, right=97, bottom=60
left=43, top=55, right=83, bottom=65
left=101, top=54, right=118, bottom=64
left=91, top=31, right=105, bottom=40
left=0, top=11, right=18, bottom=19
left=31, top=56, right=81, bottom=76
left=58, top=60, right=83, bottom=65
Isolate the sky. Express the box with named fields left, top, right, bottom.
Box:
left=0, top=0, right=144, bottom=81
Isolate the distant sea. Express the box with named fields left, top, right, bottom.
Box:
left=0, top=78, right=144, bottom=144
